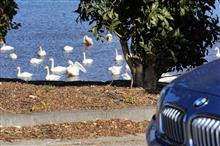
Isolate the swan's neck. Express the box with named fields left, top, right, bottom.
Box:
left=17, top=68, right=21, bottom=75
left=50, top=59, right=54, bottom=69
left=217, top=49, right=220, bottom=55
left=46, top=68, right=50, bottom=76
left=83, top=52, right=86, bottom=60
left=115, top=48, right=118, bottom=56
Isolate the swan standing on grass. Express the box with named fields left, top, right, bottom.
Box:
left=9, top=53, right=17, bottom=60
left=44, top=66, right=61, bottom=81
left=64, top=45, right=74, bottom=53
left=16, top=66, right=33, bottom=80
left=115, top=48, right=123, bottom=62
left=0, top=43, right=14, bottom=51
left=83, top=35, right=93, bottom=48
left=108, top=65, right=122, bottom=75
left=67, top=60, right=86, bottom=76
left=38, top=46, right=46, bottom=57
left=82, top=52, right=93, bottom=65
left=215, top=47, right=220, bottom=58
left=30, top=58, right=43, bottom=65
left=49, top=58, right=67, bottom=74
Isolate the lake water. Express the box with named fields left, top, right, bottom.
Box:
left=0, top=0, right=219, bottom=81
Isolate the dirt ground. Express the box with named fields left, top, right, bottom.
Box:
left=0, top=81, right=156, bottom=142
left=0, top=119, right=149, bottom=142
left=0, top=82, right=158, bottom=114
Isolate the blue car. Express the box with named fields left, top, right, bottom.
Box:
left=147, top=59, right=220, bottom=146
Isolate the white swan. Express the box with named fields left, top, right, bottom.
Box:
left=115, top=48, right=123, bottom=62
left=125, top=64, right=130, bottom=72
left=49, top=58, right=67, bottom=74
left=0, top=43, right=14, bottom=51
left=159, top=68, right=186, bottom=83
left=30, top=58, right=43, bottom=64
left=67, top=60, right=87, bottom=76
left=64, top=45, right=74, bottom=53
left=158, top=76, right=178, bottom=83
left=215, top=47, right=220, bottom=58
left=38, top=46, right=46, bottom=57
left=108, top=65, right=122, bottom=75
left=44, top=66, right=61, bottom=81
left=106, top=33, right=112, bottom=42
left=82, top=52, right=93, bottom=65
left=10, top=53, right=17, bottom=60
left=121, top=72, right=131, bottom=80
left=83, top=35, right=93, bottom=47
left=16, top=66, right=33, bottom=79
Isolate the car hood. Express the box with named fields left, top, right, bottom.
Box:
left=171, top=59, right=220, bottom=97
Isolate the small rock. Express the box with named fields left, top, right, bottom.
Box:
left=29, top=95, right=38, bottom=99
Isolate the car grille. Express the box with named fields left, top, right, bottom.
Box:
left=191, top=117, right=220, bottom=146
left=161, top=106, right=185, bottom=144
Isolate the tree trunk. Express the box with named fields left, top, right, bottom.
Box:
left=132, top=62, right=157, bottom=90
left=143, top=64, right=157, bottom=90
left=132, top=62, right=144, bottom=87
left=119, top=39, right=157, bottom=90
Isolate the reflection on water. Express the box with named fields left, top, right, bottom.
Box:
left=0, top=0, right=129, bottom=81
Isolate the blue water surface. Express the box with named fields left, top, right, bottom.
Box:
left=0, top=0, right=220, bottom=81
left=0, top=0, right=127, bottom=81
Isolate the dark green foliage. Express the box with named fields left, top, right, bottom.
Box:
left=0, top=0, right=20, bottom=42
left=76, top=0, right=220, bottom=88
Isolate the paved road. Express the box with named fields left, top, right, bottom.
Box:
left=0, top=134, right=147, bottom=146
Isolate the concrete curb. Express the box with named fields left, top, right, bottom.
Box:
left=0, top=107, right=155, bottom=127
left=0, top=134, right=146, bottom=146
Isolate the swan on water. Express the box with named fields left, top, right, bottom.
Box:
left=158, top=76, right=178, bottom=83
left=82, top=52, right=93, bottom=65
left=108, top=65, right=122, bottom=75
left=67, top=60, right=86, bottom=76
left=125, top=64, right=130, bottom=72
left=9, top=53, right=17, bottom=60
left=115, top=48, right=123, bottom=62
left=159, top=68, right=186, bottom=83
left=215, top=47, right=220, bottom=58
left=49, top=58, right=67, bottom=74
left=38, top=46, right=46, bottom=57
left=106, top=33, right=112, bottom=42
left=64, top=45, right=74, bottom=53
left=121, top=65, right=131, bottom=80
left=0, top=43, right=14, bottom=51
left=44, top=66, right=61, bottom=81
left=30, top=58, right=43, bottom=64
left=121, top=72, right=131, bottom=80
left=16, top=66, right=33, bottom=79
left=83, top=35, right=93, bottom=47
